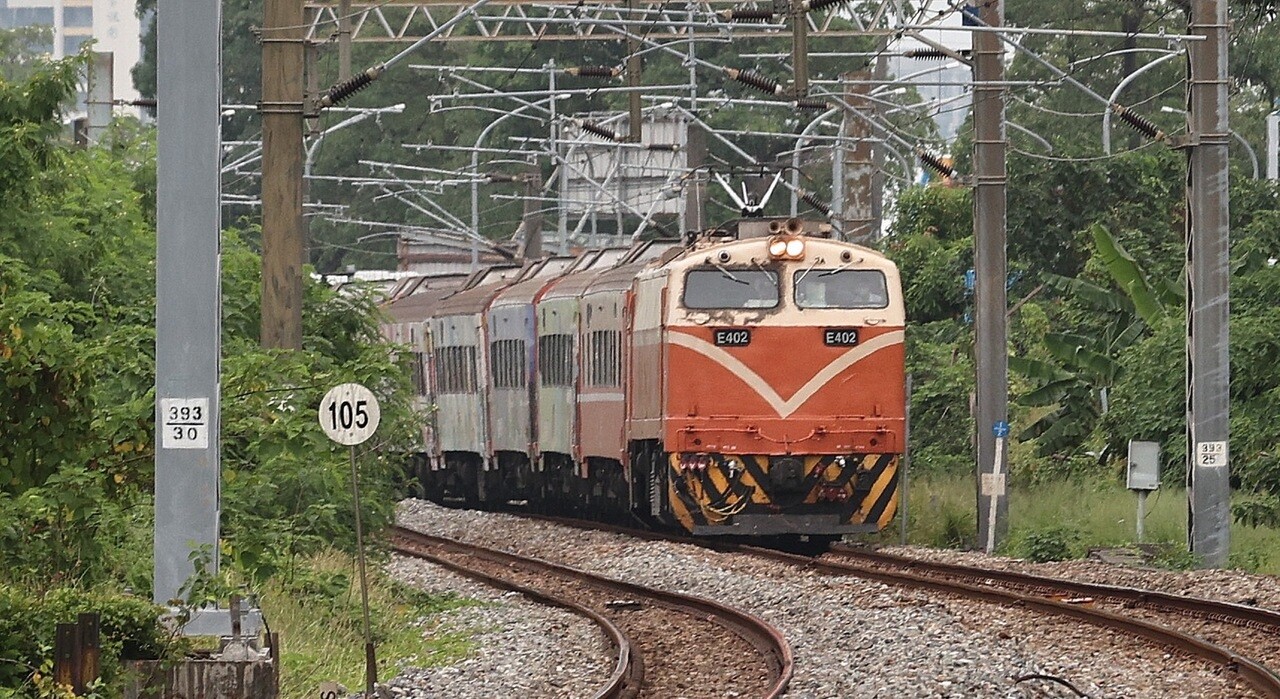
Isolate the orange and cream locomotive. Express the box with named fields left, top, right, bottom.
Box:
left=383, top=217, right=906, bottom=538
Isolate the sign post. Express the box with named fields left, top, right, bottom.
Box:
left=319, top=383, right=381, bottom=698
left=984, top=420, right=1009, bottom=555
left=1127, top=440, right=1161, bottom=543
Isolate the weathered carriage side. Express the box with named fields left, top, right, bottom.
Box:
left=426, top=264, right=528, bottom=502
left=484, top=255, right=585, bottom=500
left=531, top=250, right=631, bottom=507
left=577, top=240, right=683, bottom=513
left=381, top=275, right=470, bottom=490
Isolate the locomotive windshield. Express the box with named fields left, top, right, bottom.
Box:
left=794, top=269, right=888, bottom=309
left=683, top=268, right=779, bottom=309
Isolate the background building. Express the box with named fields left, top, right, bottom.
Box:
left=0, top=0, right=141, bottom=104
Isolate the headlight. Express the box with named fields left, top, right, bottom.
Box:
left=768, top=235, right=805, bottom=260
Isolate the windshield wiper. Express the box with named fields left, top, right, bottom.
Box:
left=794, top=256, right=821, bottom=286
left=713, top=262, right=748, bottom=284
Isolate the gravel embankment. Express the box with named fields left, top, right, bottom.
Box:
left=385, top=500, right=1267, bottom=698
left=880, top=545, right=1280, bottom=609
left=381, top=554, right=613, bottom=698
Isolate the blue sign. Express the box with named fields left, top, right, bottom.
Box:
left=993, top=421, right=1010, bottom=438
left=964, top=269, right=976, bottom=291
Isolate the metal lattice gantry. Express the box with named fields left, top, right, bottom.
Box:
left=304, top=0, right=904, bottom=43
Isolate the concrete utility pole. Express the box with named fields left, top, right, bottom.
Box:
left=339, top=0, right=353, bottom=81
left=972, top=0, right=1009, bottom=553
left=626, top=0, right=643, bottom=141
left=261, top=0, right=307, bottom=349
left=790, top=0, right=809, bottom=97
left=1186, top=0, right=1231, bottom=567
left=841, top=71, right=876, bottom=244
left=520, top=172, right=544, bottom=259
left=86, top=52, right=113, bottom=144
left=155, top=0, right=221, bottom=606
left=684, top=122, right=707, bottom=233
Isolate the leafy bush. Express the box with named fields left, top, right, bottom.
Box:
left=0, top=585, right=179, bottom=696
left=1008, top=525, right=1080, bottom=562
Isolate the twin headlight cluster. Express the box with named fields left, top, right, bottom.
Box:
left=767, top=236, right=806, bottom=260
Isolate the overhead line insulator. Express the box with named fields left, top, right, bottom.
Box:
left=564, top=66, right=621, bottom=78
left=916, top=146, right=956, bottom=179
left=796, top=97, right=830, bottom=111
left=717, top=8, right=775, bottom=22
left=803, top=0, right=849, bottom=11
left=320, top=65, right=385, bottom=108
left=1110, top=103, right=1166, bottom=141
left=725, top=67, right=783, bottom=96
left=646, top=143, right=682, bottom=152
left=800, top=191, right=832, bottom=216
left=904, top=48, right=971, bottom=60
left=579, top=120, right=622, bottom=142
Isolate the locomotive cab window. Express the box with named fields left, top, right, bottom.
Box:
left=682, top=268, right=779, bottom=309
left=794, top=269, right=889, bottom=309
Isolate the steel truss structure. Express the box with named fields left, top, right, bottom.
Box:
left=304, top=0, right=901, bottom=43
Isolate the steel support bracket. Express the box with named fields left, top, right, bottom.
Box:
left=1167, top=134, right=1199, bottom=150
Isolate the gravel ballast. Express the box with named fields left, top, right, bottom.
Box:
left=384, top=500, right=1271, bottom=698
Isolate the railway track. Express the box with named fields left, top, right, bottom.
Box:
left=509, top=513, right=1280, bottom=698
left=820, top=545, right=1280, bottom=696
left=387, top=525, right=793, bottom=699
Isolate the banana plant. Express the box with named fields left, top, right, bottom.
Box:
left=1011, top=224, right=1177, bottom=458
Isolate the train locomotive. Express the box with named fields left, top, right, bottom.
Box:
left=383, top=217, right=906, bottom=539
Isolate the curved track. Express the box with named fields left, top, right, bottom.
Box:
left=388, top=525, right=793, bottom=699
left=510, top=513, right=1280, bottom=698
left=823, top=545, right=1280, bottom=696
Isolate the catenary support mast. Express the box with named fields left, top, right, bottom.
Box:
left=1186, top=0, right=1231, bottom=567
left=973, top=0, right=1009, bottom=553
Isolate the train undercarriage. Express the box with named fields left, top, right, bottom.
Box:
left=411, top=441, right=900, bottom=542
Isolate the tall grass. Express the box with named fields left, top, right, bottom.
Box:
left=871, top=474, right=1280, bottom=574
left=260, top=549, right=479, bottom=699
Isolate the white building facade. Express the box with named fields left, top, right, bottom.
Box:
left=0, top=0, right=141, bottom=103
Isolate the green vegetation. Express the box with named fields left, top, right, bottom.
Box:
left=8, top=0, right=1280, bottom=694
left=264, top=550, right=478, bottom=698
left=0, top=44, right=455, bottom=698
left=884, top=475, right=1280, bottom=574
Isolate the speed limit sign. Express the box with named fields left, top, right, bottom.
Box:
left=319, top=383, right=381, bottom=446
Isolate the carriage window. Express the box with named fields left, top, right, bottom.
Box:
left=587, top=330, right=621, bottom=387
left=411, top=351, right=429, bottom=395
left=434, top=346, right=478, bottom=394
left=538, top=334, right=574, bottom=387
left=490, top=339, right=526, bottom=389
left=794, top=269, right=889, bottom=309
left=682, top=269, right=779, bottom=309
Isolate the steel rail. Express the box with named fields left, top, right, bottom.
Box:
left=388, top=527, right=641, bottom=698
left=511, top=513, right=1280, bottom=697
left=389, top=525, right=793, bottom=698
left=829, top=545, right=1280, bottom=633
left=754, top=545, right=1280, bottom=699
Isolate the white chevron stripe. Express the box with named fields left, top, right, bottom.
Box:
left=668, top=329, right=905, bottom=418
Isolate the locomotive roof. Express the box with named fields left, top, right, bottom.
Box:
left=659, top=234, right=896, bottom=274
